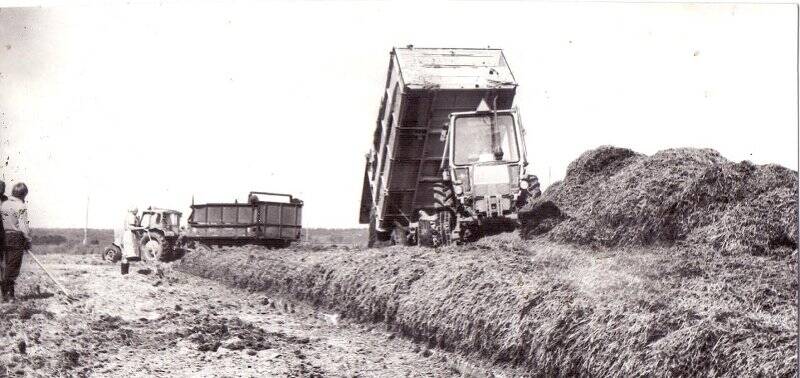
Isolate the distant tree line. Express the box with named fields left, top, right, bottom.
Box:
left=32, top=234, right=68, bottom=245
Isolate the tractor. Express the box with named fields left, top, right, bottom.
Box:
left=102, top=207, right=183, bottom=262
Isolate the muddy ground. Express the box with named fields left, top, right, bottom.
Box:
left=0, top=253, right=518, bottom=377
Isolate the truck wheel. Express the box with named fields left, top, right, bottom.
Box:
left=103, top=245, right=122, bottom=263
left=140, top=233, right=166, bottom=262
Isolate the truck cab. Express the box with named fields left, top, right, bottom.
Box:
left=445, top=108, right=536, bottom=221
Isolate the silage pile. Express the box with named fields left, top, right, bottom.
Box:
left=178, top=236, right=797, bottom=376
left=521, top=146, right=798, bottom=256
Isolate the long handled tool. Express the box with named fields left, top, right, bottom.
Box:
left=25, top=250, right=76, bottom=301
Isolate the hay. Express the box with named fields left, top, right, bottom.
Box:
left=177, top=237, right=797, bottom=376
left=522, top=146, right=798, bottom=256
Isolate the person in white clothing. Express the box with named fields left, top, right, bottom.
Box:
left=120, top=207, right=142, bottom=274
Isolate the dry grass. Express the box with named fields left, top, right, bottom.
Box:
left=177, top=233, right=797, bottom=376
left=522, top=146, right=798, bottom=257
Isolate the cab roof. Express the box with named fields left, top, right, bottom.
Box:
left=144, top=207, right=182, bottom=215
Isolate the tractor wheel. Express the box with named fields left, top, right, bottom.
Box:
left=528, top=175, right=542, bottom=198
left=102, top=245, right=122, bottom=263
left=140, top=233, right=167, bottom=262
left=432, top=182, right=455, bottom=208
left=417, top=209, right=455, bottom=248
left=517, top=175, right=543, bottom=212
left=436, top=209, right=455, bottom=246
left=432, top=182, right=456, bottom=246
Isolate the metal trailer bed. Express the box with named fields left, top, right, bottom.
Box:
left=185, top=191, right=303, bottom=247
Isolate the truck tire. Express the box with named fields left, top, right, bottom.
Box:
left=102, top=245, right=122, bottom=263
left=140, top=233, right=168, bottom=262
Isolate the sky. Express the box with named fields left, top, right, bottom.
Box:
left=0, top=1, right=797, bottom=229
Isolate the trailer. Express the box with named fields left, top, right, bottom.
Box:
left=184, top=191, right=303, bottom=248
left=359, top=47, right=540, bottom=247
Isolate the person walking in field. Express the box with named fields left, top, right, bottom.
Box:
left=0, top=183, right=32, bottom=301
left=120, top=207, right=141, bottom=275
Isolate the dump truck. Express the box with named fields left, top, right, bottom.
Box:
left=359, top=47, right=540, bottom=247
left=183, top=191, right=303, bottom=248
left=102, top=207, right=183, bottom=262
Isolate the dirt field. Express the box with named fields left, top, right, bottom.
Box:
left=0, top=253, right=519, bottom=377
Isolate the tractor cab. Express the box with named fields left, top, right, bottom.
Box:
left=444, top=104, right=537, bottom=222
left=139, top=208, right=182, bottom=235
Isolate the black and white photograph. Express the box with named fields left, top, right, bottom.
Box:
left=0, top=1, right=797, bottom=376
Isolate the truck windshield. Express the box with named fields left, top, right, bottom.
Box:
left=453, top=114, right=519, bottom=165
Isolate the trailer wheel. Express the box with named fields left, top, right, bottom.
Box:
left=102, top=245, right=122, bottom=263
left=367, top=207, right=391, bottom=248
left=368, top=211, right=378, bottom=248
